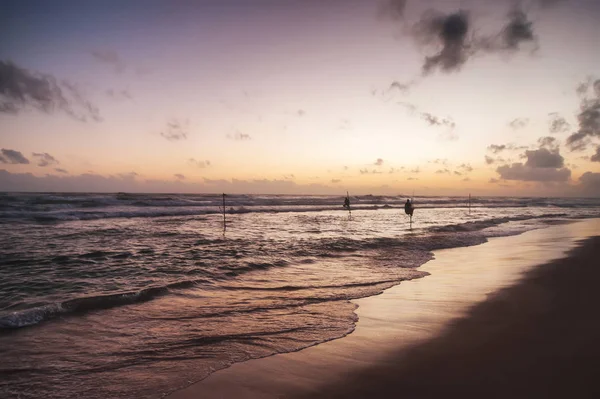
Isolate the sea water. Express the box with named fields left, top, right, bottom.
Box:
left=1, top=193, right=599, bottom=398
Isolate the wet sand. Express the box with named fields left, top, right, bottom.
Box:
left=168, top=219, right=600, bottom=399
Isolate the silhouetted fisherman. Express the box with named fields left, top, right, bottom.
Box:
left=404, top=199, right=414, bottom=216
left=343, top=196, right=350, bottom=209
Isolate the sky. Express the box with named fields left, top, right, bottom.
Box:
left=1, top=0, right=599, bottom=196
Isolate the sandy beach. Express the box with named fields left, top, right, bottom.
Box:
left=168, top=218, right=600, bottom=399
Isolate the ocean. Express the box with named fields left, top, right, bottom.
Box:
left=1, top=192, right=599, bottom=398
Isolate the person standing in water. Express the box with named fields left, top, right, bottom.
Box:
left=404, top=199, right=414, bottom=216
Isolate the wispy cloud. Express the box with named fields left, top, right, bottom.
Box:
left=106, top=89, right=133, bottom=101
left=227, top=131, right=252, bottom=141
left=91, top=49, right=126, bottom=73
left=32, top=152, right=59, bottom=167
left=0, top=60, right=101, bottom=122
left=55, top=168, right=68, bottom=174
left=548, top=112, right=570, bottom=134
left=161, top=119, right=189, bottom=141
left=174, top=173, right=185, bottom=180
left=508, top=117, right=529, bottom=130
left=189, top=158, right=211, bottom=168
left=0, top=149, right=30, bottom=164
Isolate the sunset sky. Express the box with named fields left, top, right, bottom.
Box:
left=1, top=0, right=599, bottom=196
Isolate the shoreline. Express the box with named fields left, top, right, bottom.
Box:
left=168, top=218, right=600, bottom=399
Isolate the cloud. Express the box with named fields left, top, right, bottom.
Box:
left=161, top=119, right=189, bottom=141
left=485, top=155, right=496, bottom=165
left=579, top=172, right=600, bottom=196
left=487, top=143, right=528, bottom=154
left=297, top=109, right=306, bottom=117
left=412, top=10, right=470, bottom=74
left=537, top=136, right=559, bottom=150
left=566, top=78, right=600, bottom=151
left=331, top=179, right=341, bottom=184
left=227, top=132, right=252, bottom=141
left=410, top=167, right=420, bottom=173
left=407, top=177, right=419, bottom=181
left=55, top=168, right=68, bottom=174
left=496, top=163, right=571, bottom=182
left=174, top=173, right=185, bottom=180
left=106, top=89, right=133, bottom=100
left=489, top=178, right=499, bottom=183
left=409, top=6, right=538, bottom=75
left=508, top=117, right=529, bottom=130
left=389, top=80, right=412, bottom=94
left=0, top=149, right=30, bottom=164
left=379, top=0, right=407, bottom=20
left=375, top=158, right=384, bottom=166
left=91, top=49, right=126, bottom=73
left=360, top=168, right=383, bottom=175
left=421, top=112, right=456, bottom=128
left=430, top=158, right=448, bottom=165
left=189, top=158, right=210, bottom=168
left=591, top=146, right=600, bottom=162
left=524, top=148, right=564, bottom=168
left=457, top=163, right=473, bottom=173
left=0, top=60, right=101, bottom=122
left=32, top=152, right=59, bottom=167
left=453, top=171, right=462, bottom=176
left=548, top=113, right=570, bottom=134
left=435, top=169, right=450, bottom=174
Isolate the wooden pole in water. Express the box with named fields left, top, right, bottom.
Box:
left=469, top=193, right=471, bottom=215
left=222, top=193, right=226, bottom=232
left=347, top=191, right=351, bottom=217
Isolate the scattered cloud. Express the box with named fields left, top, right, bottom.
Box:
left=457, top=163, right=473, bottom=173
left=496, top=163, right=571, bottom=182
left=508, top=117, right=529, bottom=130
left=0, top=60, right=101, bottom=122
left=0, top=149, right=30, bottom=164
left=297, top=109, right=306, bottom=117
left=331, top=179, right=341, bottom=184
left=360, top=168, right=383, bottom=175
left=430, top=158, right=448, bottom=165
left=106, top=89, right=133, bottom=100
left=485, top=155, right=496, bottom=165
left=379, top=0, right=407, bottom=20
left=548, top=113, right=570, bottom=134
left=579, top=172, right=600, bottom=196
left=410, top=167, right=420, bottom=173
left=566, top=78, right=600, bottom=151
left=435, top=169, right=451, bottom=174
left=421, top=112, right=455, bottom=128
left=537, top=136, right=559, bottom=150
left=407, top=177, right=419, bottom=181
left=189, top=158, right=211, bottom=168
left=227, top=131, right=252, bottom=141
left=375, top=158, right=384, bottom=166
left=32, top=152, right=59, bottom=167
left=591, top=146, right=600, bottom=162
left=161, top=119, right=189, bottom=141
left=462, top=177, right=471, bottom=182
left=55, top=168, right=68, bottom=174
left=174, top=173, right=185, bottom=180
left=91, top=49, right=126, bottom=73
left=524, top=148, right=564, bottom=168
left=489, top=178, right=500, bottom=183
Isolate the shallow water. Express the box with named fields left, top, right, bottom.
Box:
left=1, top=193, right=599, bottom=398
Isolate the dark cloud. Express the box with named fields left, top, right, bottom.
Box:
left=410, top=6, right=538, bottom=74
left=389, top=81, right=412, bottom=94
left=579, top=172, right=600, bottom=196
left=508, top=117, right=529, bottom=130
left=524, top=148, right=564, bottom=168
left=591, top=146, right=600, bottom=162
left=548, top=113, right=570, bottom=134
left=0, top=60, right=101, bottom=121
left=91, top=49, right=126, bottom=73
left=0, top=149, right=30, bottom=164
left=501, top=9, right=536, bottom=50
left=566, top=79, right=600, bottom=151
left=55, top=168, right=68, bottom=174
left=32, top=152, right=59, bottom=167
left=412, top=10, right=470, bottom=74
left=174, top=173, right=185, bottom=180
left=496, top=163, right=571, bottom=182
left=227, top=132, right=252, bottom=141
left=189, top=159, right=210, bottom=168
left=485, top=155, right=495, bottom=165
left=161, top=119, right=189, bottom=141
left=375, top=158, right=384, bottom=166
left=379, top=0, right=407, bottom=20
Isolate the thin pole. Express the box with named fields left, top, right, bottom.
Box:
left=347, top=191, right=351, bottom=216
left=222, top=193, right=226, bottom=232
